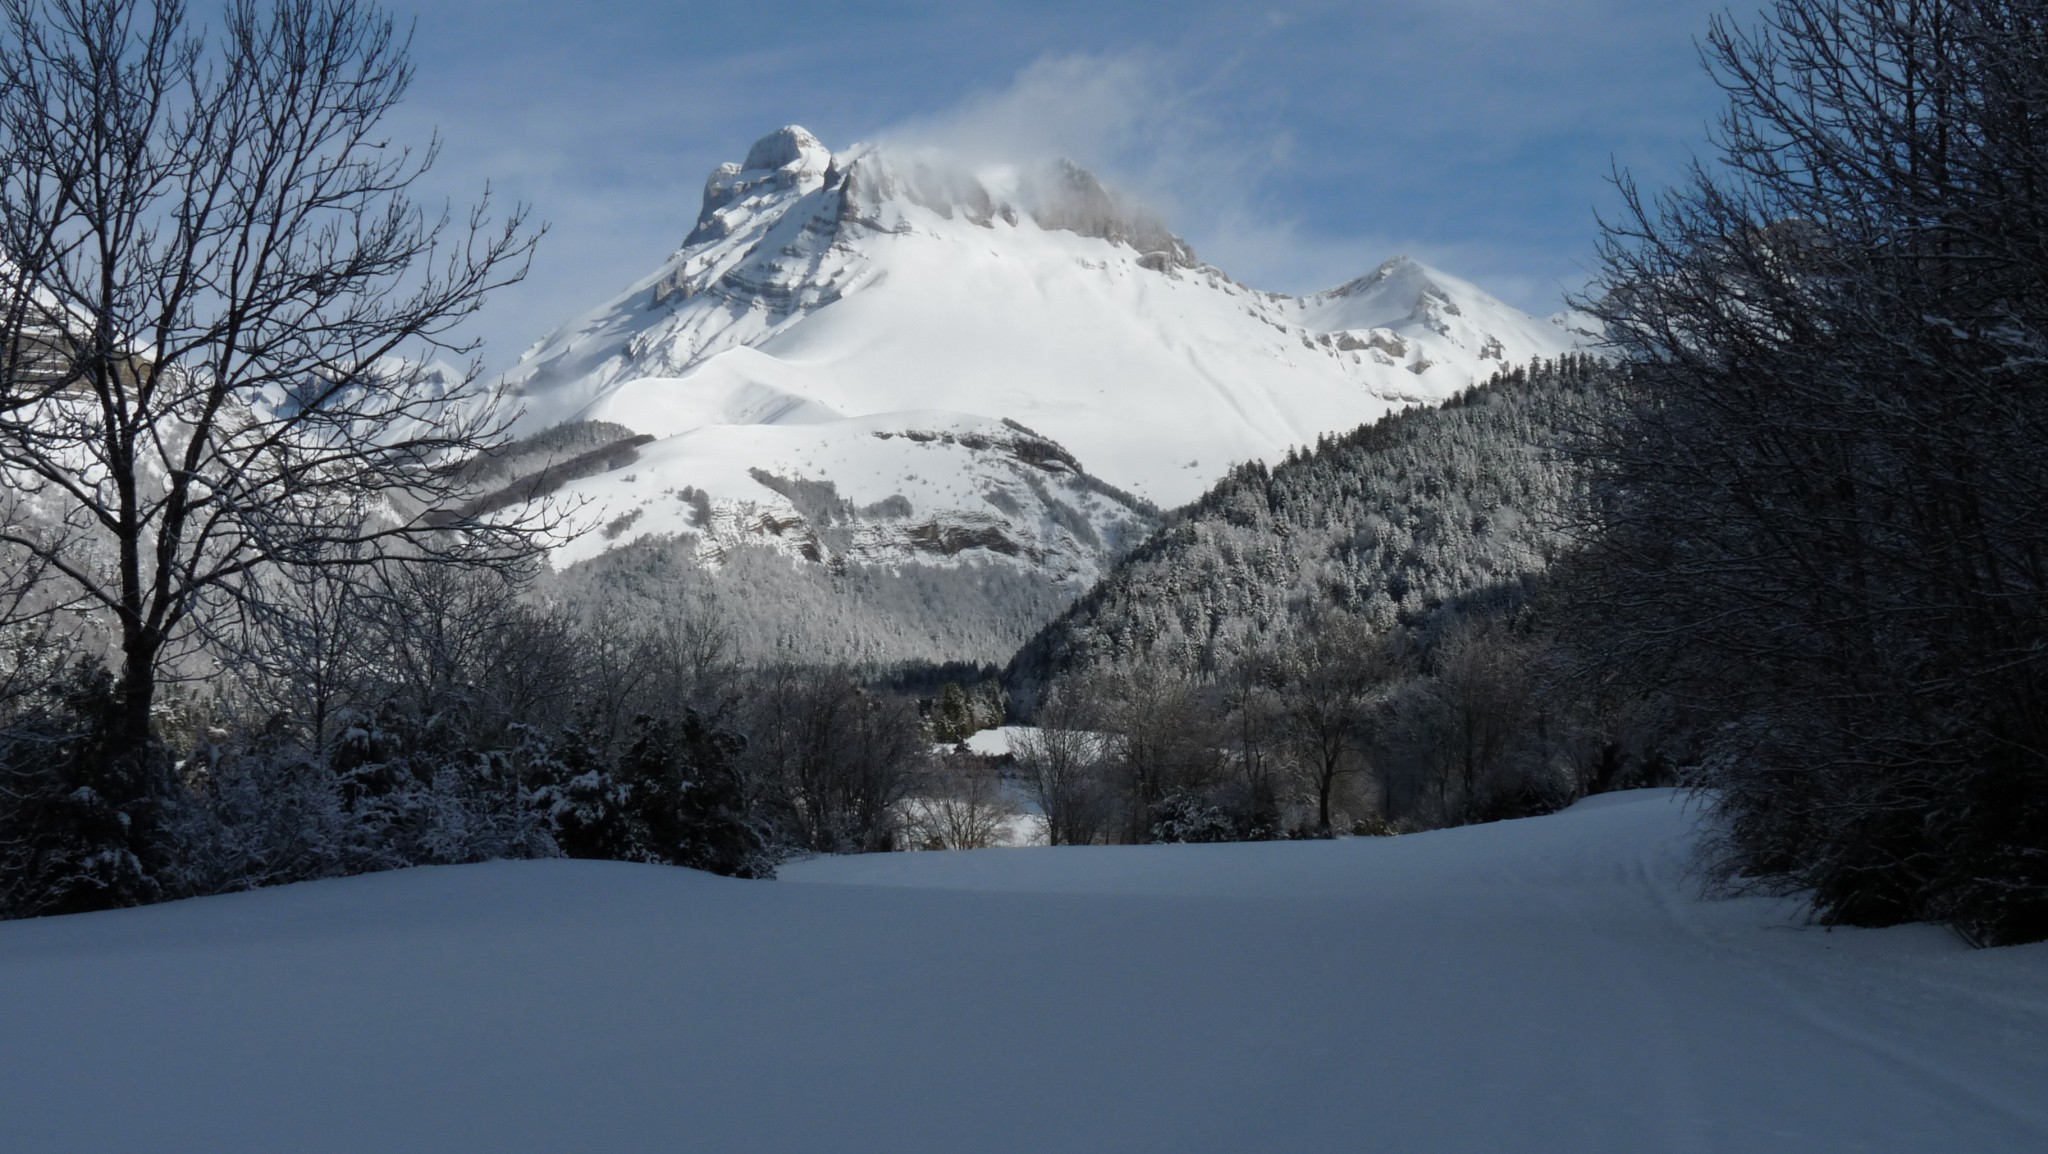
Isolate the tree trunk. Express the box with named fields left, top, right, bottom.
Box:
left=113, top=628, right=160, bottom=767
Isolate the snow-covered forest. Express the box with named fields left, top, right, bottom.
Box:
left=998, top=357, right=1628, bottom=839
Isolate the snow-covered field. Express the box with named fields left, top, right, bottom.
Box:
left=2, top=791, right=2042, bottom=1152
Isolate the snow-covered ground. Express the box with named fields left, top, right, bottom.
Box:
left=956, top=724, right=1034, bottom=758
left=2, top=791, right=2043, bottom=1152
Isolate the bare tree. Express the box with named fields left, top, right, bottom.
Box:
left=1576, top=0, right=2048, bottom=941
left=637, top=584, right=737, bottom=721
left=1011, top=680, right=1108, bottom=846
left=740, top=665, right=926, bottom=852
left=904, top=751, right=1018, bottom=850
left=1278, top=613, right=1391, bottom=834
left=1214, top=637, right=1286, bottom=832
left=1092, top=661, right=1216, bottom=843
left=230, top=552, right=373, bottom=758
left=1427, top=616, right=1537, bottom=816
left=0, top=0, right=543, bottom=767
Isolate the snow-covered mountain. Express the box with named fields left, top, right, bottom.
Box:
left=498, top=125, right=1588, bottom=584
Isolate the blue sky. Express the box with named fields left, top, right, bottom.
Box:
left=393, top=1, right=1737, bottom=372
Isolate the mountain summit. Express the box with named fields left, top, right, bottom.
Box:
left=497, top=126, right=1587, bottom=588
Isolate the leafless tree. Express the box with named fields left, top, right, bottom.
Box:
left=1091, top=661, right=1216, bottom=843
left=635, top=584, right=737, bottom=722
left=1011, top=680, right=1109, bottom=846
left=1575, top=0, right=2048, bottom=940
left=904, top=751, right=1017, bottom=850
left=1427, top=616, right=1538, bottom=815
left=1278, top=612, right=1392, bottom=834
left=1214, top=637, right=1286, bottom=830
left=0, top=0, right=544, bottom=767
left=230, top=551, right=373, bottom=758
left=740, top=665, right=927, bottom=852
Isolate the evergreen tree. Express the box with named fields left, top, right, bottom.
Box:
left=0, top=662, right=178, bottom=916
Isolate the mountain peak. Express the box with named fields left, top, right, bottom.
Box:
left=1028, top=159, right=1196, bottom=267
left=681, top=126, right=1201, bottom=270
left=742, top=125, right=829, bottom=173
left=687, top=126, right=834, bottom=246
left=1330, top=255, right=1438, bottom=298
left=504, top=124, right=1586, bottom=529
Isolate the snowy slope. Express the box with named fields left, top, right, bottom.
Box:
left=534, top=406, right=1157, bottom=576
left=495, top=126, right=1587, bottom=581
left=3, top=792, right=2043, bottom=1153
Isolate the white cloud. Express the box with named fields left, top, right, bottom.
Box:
left=875, top=53, right=1193, bottom=171
left=407, top=1, right=1727, bottom=370
left=869, top=51, right=1545, bottom=304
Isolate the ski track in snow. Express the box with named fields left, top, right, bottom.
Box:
left=1, top=790, right=2043, bottom=1152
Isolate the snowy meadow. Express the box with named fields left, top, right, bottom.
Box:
left=3, top=791, right=2044, bottom=1153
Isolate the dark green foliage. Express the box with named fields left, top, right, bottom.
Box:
left=930, top=684, right=975, bottom=744
left=1147, top=791, right=1238, bottom=844
left=926, top=680, right=1005, bottom=744
left=0, top=663, right=178, bottom=917
left=602, top=713, right=764, bottom=877
left=524, top=723, right=632, bottom=862
left=1148, top=784, right=1279, bottom=844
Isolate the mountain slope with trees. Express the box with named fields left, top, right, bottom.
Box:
left=1011, top=356, right=1601, bottom=686
left=993, top=357, right=1645, bottom=844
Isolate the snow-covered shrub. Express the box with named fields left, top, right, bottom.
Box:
left=162, top=735, right=380, bottom=896
left=521, top=714, right=770, bottom=877
left=0, top=663, right=179, bottom=917
left=1147, top=791, right=1236, bottom=844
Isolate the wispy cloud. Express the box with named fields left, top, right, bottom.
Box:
left=875, top=53, right=1195, bottom=171
left=394, top=0, right=1729, bottom=368
left=865, top=50, right=1495, bottom=301
left=858, top=4, right=1713, bottom=310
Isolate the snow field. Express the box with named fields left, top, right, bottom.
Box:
left=1, top=790, right=2042, bottom=1152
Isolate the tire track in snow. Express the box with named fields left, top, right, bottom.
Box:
left=1611, top=820, right=2048, bottom=1148
left=1497, top=848, right=1719, bottom=1153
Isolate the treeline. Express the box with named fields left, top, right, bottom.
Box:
left=1562, top=0, right=2048, bottom=945
left=0, top=564, right=948, bottom=917
left=1005, top=603, right=1660, bottom=847
left=552, top=535, right=1082, bottom=669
